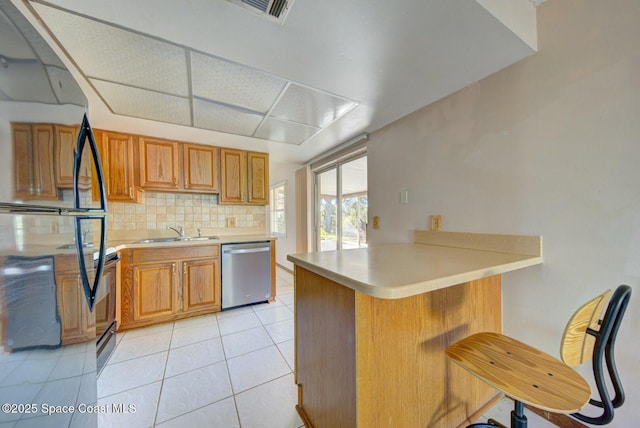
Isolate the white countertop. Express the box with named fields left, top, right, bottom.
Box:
left=287, top=231, right=542, bottom=299
left=0, top=235, right=276, bottom=257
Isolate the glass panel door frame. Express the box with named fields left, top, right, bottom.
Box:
left=313, top=153, right=367, bottom=252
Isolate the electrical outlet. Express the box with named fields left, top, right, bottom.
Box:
left=373, top=216, right=380, bottom=229
left=50, top=221, right=59, bottom=234
left=430, top=215, right=442, bottom=231
left=226, top=217, right=237, bottom=227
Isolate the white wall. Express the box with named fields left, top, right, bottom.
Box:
left=367, top=0, right=639, bottom=424
left=270, top=160, right=300, bottom=271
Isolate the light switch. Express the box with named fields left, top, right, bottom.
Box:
left=373, top=216, right=380, bottom=229
left=400, top=190, right=409, bottom=205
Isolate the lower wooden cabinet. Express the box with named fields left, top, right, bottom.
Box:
left=183, top=258, right=221, bottom=313
left=133, top=261, right=179, bottom=321
left=55, top=255, right=96, bottom=345
left=120, top=245, right=221, bottom=330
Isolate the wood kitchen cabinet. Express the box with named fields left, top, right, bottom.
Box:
left=220, top=148, right=269, bottom=205
left=183, top=143, right=219, bottom=193
left=119, top=244, right=221, bottom=330
left=55, top=124, right=91, bottom=190
left=139, top=139, right=219, bottom=194
left=138, top=137, right=180, bottom=191
left=98, top=130, right=141, bottom=202
left=55, top=254, right=96, bottom=345
left=183, top=257, right=221, bottom=313
left=132, top=261, right=179, bottom=322
left=12, top=123, right=58, bottom=200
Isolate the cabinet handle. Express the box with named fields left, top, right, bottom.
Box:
left=129, top=187, right=133, bottom=198
left=173, top=177, right=177, bottom=186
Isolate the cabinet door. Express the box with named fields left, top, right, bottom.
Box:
left=102, top=131, right=139, bottom=202
left=133, top=262, right=178, bottom=321
left=31, top=124, right=57, bottom=199
left=183, top=258, right=220, bottom=313
left=13, top=123, right=57, bottom=199
left=139, top=137, right=180, bottom=190
left=55, top=125, right=91, bottom=189
left=12, top=123, right=32, bottom=197
left=247, top=151, right=269, bottom=205
left=56, top=272, right=95, bottom=345
left=183, top=144, right=219, bottom=193
left=220, top=148, right=246, bottom=204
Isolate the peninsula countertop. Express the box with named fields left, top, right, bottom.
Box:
left=287, top=230, right=543, bottom=299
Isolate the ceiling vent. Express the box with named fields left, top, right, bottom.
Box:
left=227, top=0, right=294, bottom=23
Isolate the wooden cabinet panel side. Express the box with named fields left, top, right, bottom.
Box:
left=294, top=267, right=357, bottom=428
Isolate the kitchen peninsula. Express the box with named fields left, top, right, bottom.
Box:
left=287, top=230, right=542, bottom=428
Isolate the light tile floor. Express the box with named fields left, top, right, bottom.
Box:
left=98, top=267, right=556, bottom=428
left=98, top=267, right=302, bottom=428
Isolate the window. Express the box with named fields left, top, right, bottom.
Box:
left=270, top=181, right=287, bottom=237
left=315, top=155, right=367, bottom=251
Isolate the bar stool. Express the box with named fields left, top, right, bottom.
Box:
left=446, top=285, right=631, bottom=428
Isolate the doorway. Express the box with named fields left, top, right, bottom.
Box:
left=315, top=155, right=367, bottom=251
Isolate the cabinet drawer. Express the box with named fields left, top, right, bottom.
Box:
left=133, top=245, right=219, bottom=264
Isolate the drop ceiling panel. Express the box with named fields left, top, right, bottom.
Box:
left=47, top=66, right=86, bottom=105
left=91, top=79, right=191, bottom=125
left=270, top=83, right=356, bottom=128
left=254, top=117, right=319, bottom=145
left=1, top=62, right=57, bottom=103
left=1, top=3, right=62, bottom=67
left=191, top=52, right=286, bottom=113
left=193, top=98, right=263, bottom=136
left=32, top=3, right=189, bottom=96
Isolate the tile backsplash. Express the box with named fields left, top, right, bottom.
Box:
left=107, top=192, right=266, bottom=232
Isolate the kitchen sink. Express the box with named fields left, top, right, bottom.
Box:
left=181, top=236, right=219, bottom=241
left=134, top=236, right=219, bottom=244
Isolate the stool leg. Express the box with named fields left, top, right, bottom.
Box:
left=510, top=401, right=528, bottom=428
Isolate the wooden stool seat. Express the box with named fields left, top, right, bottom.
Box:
left=446, top=332, right=591, bottom=414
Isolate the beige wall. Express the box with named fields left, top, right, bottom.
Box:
left=367, top=0, right=639, bottom=423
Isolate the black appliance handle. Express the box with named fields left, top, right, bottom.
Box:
left=74, top=113, right=108, bottom=311
left=75, top=215, right=106, bottom=311
left=74, top=113, right=107, bottom=211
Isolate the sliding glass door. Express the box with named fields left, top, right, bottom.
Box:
left=316, top=155, right=367, bottom=251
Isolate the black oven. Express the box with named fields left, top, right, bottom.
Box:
left=96, top=250, right=119, bottom=375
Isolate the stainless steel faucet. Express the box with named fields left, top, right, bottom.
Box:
left=167, top=225, right=185, bottom=237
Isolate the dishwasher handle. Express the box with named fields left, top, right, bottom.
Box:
left=223, top=247, right=270, bottom=255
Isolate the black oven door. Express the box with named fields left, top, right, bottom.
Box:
left=95, top=251, right=119, bottom=375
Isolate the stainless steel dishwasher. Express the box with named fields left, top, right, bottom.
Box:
left=221, top=241, right=272, bottom=310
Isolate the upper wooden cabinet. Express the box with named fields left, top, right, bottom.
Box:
left=183, top=143, right=219, bottom=193
left=12, top=123, right=58, bottom=200
left=220, top=148, right=269, bottom=205
left=138, top=137, right=180, bottom=191
left=99, top=131, right=140, bottom=203
left=138, top=139, right=219, bottom=194
left=247, top=151, right=269, bottom=204
left=55, top=125, right=91, bottom=190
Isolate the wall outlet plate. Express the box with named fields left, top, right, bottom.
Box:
left=430, top=215, right=442, bottom=231
left=226, top=217, right=237, bottom=227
